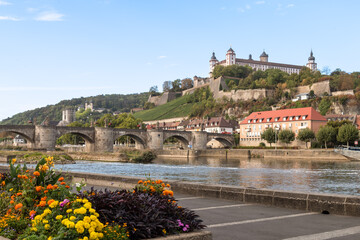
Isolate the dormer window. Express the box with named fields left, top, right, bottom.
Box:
left=289, top=116, right=293, bottom=120
left=259, top=119, right=263, bottom=123
left=267, top=118, right=271, bottom=122
left=275, top=117, right=279, bottom=122
left=302, top=115, right=307, bottom=120
left=295, top=116, right=299, bottom=120
left=283, top=117, right=287, bottom=121
left=248, top=120, right=251, bottom=123
left=253, top=119, right=256, bottom=123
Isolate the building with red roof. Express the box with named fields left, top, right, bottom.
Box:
left=239, top=107, right=327, bottom=147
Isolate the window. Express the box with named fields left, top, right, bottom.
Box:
left=259, top=125, right=262, bottom=130
left=275, top=118, right=278, bottom=122
left=253, top=119, right=256, bottom=123
left=290, top=116, right=293, bottom=120
left=302, top=116, right=306, bottom=120
left=259, top=119, right=263, bottom=123
left=267, top=118, right=270, bottom=122
left=295, top=116, right=299, bottom=120
left=295, top=123, right=298, bottom=127
left=289, top=123, right=292, bottom=128
left=283, top=117, right=287, bottom=121
left=282, top=124, right=286, bottom=129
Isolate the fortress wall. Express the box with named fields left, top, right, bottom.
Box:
left=296, top=80, right=330, bottom=96
left=148, top=92, right=178, bottom=106
left=332, top=90, right=354, bottom=96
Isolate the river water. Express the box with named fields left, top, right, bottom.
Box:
left=36, top=157, right=360, bottom=196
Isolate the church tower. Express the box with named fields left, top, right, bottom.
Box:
left=260, top=50, right=269, bottom=62
left=226, top=47, right=236, bottom=66
left=306, top=50, right=317, bottom=71
left=209, top=52, right=219, bottom=76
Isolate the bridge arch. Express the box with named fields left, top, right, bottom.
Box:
left=163, top=131, right=192, bottom=149
left=55, top=127, right=95, bottom=152
left=113, top=132, right=146, bottom=149
left=207, top=135, right=234, bottom=149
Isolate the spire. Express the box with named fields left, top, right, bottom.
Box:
left=227, top=46, right=234, bottom=53
left=260, top=50, right=268, bottom=57
left=211, top=52, right=217, bottom=60
left=308, top=49, right=315, bottom=61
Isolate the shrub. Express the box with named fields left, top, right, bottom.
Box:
left=82, top=180, right=205, bottom=240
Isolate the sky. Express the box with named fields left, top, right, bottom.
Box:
left=0, top=0, right=359, bottom=121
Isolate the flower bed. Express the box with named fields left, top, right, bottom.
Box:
left=0, top=157, right=205, bottom=240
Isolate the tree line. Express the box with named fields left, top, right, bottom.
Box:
left=260, top=120, right=359, bottom=148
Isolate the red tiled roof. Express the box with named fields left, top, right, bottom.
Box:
left=240, top=107, right=326, bottom=124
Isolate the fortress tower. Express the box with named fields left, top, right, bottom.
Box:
left=209, top=52, right=219, bottom=75
left=225, top=47, right=236, bottom=66
left=306, top=50, right=317, bottom=71
left=259, top=50, right=269, bottom=62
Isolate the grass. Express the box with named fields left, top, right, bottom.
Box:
left=134, top=94, right=194, bottom=121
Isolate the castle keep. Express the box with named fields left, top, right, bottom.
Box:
left=209, top=48, right=317, bottom=76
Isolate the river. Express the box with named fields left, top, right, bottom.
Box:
left=35, top=157, right=360, bottom=196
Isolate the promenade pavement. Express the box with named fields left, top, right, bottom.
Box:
left=89, top=185, right=360, bottom=240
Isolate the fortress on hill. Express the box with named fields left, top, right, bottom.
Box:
left=209, top=47, right=317, bottom=76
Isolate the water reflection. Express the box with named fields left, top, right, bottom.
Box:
left=5, top=157, right=360, bottom=196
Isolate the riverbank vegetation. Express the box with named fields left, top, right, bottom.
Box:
left=0, top=157, right=204, bottom=239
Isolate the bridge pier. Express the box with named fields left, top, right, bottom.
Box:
left=147, top=130, right=163, bottom=150
left=94, top=127, right=114, bottom=152
left=191, top=132, right=208, bottom=150
left=34, top=126, right=57, bottom=151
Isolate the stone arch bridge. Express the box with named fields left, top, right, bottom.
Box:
left=0, top=125, right=234, bottom=152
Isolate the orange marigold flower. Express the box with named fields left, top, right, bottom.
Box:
left=17, top=174, right=22, bottom=178
left=65, top=185, right=70, bottom=189
left=1, top=181, right=5, bottom=186
left=60, top=182, right=66, bottom=185
left=33, top=171, right=40, bottom=177
left=38, top=201, right=46, bottom=207
left=44, top=190, right=48, bottom=193
left=26, top=170, right=30, bottom=173
left=35, top=186, right=42, bottom=192
left=47, top=199, right=55, bottom=205
left=29, top=210, right=36, bottom=217
left=138, top=180, right=143, bottom=184
left=53, top=184, right=58, bottom=189
left=41, top=196, right=47, bottom=201
left=14, top=203, right=23, bottom=210
left=161, top=183, right=165, bottom=187
left=46, top=184, right=53, bottom=190
left=17, top=192, right=22, bottom=196
left=58, top=177, right=64, bottom=182
left=10, top=200, right=14, bottom=204
left=166, top=184, right=170, bottom=188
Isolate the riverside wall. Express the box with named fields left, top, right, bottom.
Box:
left=155, top=149, right=349, bottom=161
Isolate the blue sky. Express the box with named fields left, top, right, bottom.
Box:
left=0, top=0, right=359, bottom=121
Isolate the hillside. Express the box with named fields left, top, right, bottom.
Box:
left=134, top=94, right=194, bottom=121
left=0, top=93, right=149, bottom=125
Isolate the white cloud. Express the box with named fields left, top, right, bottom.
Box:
left=27, top=8, right=38, bottom=13
left=237, top=8, right=245, bottom=13
left=157, top=56, right=167, bottom=59
left=255, top=1, right=265, bottom=4
left=35, top=11, right=64, bottom=21
left=0, top=16, right=20, bottom=21
left=246, top=4, right=251, bottom=10
left=287, top=4, right=295, bottom=8
left=0, top=1, right=11, bottom=6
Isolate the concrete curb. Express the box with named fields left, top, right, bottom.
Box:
left=66, top=171, right=360, bottom=217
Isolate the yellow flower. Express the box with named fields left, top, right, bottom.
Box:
left=31, top=227, right=37, bottom=232
left=83, top=216, right=91, bottom=223
left=90, top=215, right=97, bottom=221
left=9, top=188, right=13, bottom=192
left=77, top=226, right=85, bottom=234
left=69, top=216, right=76, bottom=221
left=42, top=219, right=49, bottom=224
left=48, top=237, right=52, bottom=240
left=55, top=215, right=63, bottom=220
left=45, top=224, right=50, bottom=230
left=66, top=209, right=72, bottom=213
left=12, top=158, right=16, bottom=164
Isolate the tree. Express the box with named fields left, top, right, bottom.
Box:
left=318, top=97, right=331, bottom=115
left=297, top=128, right=315, bottom=148
left=149, top=86, right=159, bottom=95
left=261, top=128, right=276, bottom=146
left=162, top=81, right=172, bottom=92
left=278, top=129, right=295, bottom=145
left=316, top=125, right=336, bottom=149
left=181, top=78, right=193, bottom=90
left=171, top=79, right=181, bottom=92
left=337, top=124, right=359, bottom=147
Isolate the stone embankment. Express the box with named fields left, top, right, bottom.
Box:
left=156, top=149, right=348, bottom=161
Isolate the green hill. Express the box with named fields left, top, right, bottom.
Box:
left=134, top=94, right=194, bottom=121
left=0, top=93, right=149, bottom=125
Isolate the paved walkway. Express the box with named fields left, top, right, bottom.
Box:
left=88, top=185, right=360, bottom=240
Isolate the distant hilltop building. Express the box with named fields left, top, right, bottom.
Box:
left=209, top=47, right=317, bottom=76
left=57, top=108, right=76, bottom=126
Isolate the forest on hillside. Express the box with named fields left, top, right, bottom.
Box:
left=0, top=93, right=149, bottom=125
